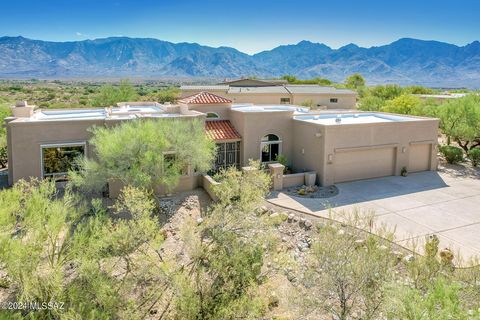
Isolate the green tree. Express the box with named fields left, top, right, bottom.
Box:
left=93, top=79, right=138, bottom=107
left=174, top=162, right=272, bottom=319
left=0, top=102, right=10, bottom=168
left=303, top=211, right=395, bottom=320
left=281, top=75, right=298, bottom=83
left=156, top=87, right=179, bottom=103
left=70, top=118, right=215, bottom=193
left=436, top=95, right=480, bottom=151
left=345, top=73, right=366, bottom=89
left=381, top=94, right=422, bottom=115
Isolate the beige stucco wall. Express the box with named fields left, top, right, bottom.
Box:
left=8, top=119, right=103, bottom=184
left=187, top=103, right=232, bottom=120
left=227, top=93, right=292, bottom=105
left=7, top=114, right=207, bottom=189
left=229, top=109, right=294, bottom=166
left=321, top=118, right=439, bottom=185
left=181, top=89, right=357, bottom=109
left=291, top=94, right=357, bottom=109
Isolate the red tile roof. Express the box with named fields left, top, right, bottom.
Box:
left=179, top=91, right=232, bottom=104
left=205, top=120, right=241, bottom=141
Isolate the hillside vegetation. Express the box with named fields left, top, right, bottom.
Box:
left=0, top=85, right=480, bottom=318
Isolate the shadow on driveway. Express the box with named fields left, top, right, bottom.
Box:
left=267, top=171, right=449, bottom=213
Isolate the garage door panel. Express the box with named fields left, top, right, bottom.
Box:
left=409, top=144, right=431, bottom=172
left=334, top=147, right=396, bottom=183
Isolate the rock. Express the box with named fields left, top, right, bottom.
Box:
left=287, top=273, right=297, bottom=282
left=378, top=245, right=388, bottom=251
left=299, top=218, right=306, bottom=227
left=288, top=213, right=295, bottom=222
left=337, top=229, right=345, bottom=236
left=354, top=239, right=366, bottom=248
left=404, top=254, right=415, bottom=263
left=304, top=219, right=313, bottom=230
left=270, top=212, right=279, bottom=218
left=196, top=217, right=204, bottom=225
left=268, top=292, right=279, bottom=309
left=281, top=237, right=288, bottom=242
left=256, top=206, right=268, bottom=215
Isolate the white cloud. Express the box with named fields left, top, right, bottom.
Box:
left=75, top=32, right=83, bottom=37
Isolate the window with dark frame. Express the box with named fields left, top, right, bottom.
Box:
left=280, top=98, right=291, bottom=104
left=260, top=134, right=281, bottom=163
left=330, top=98, right=338, bottom=103
left=211, top=141, right=240, bottom=173
left=42, top=144, right=85, bottom=180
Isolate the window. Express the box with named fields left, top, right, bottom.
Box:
left=41, top=143, right=86, bottom=180
left=206, top=112, right=220, bottom=119
left=163, top=152, right=188, bottom=176
left=211, top=141, right=240, bottom=173
left=261, top=134, right=281, bottom=163
left=330, top=98, right=338, bottom=103
left=280, top=98, right=291, bottom=104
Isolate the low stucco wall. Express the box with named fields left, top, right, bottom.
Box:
left=201, top=174, right=220, bottom=201
left=108, top=174, right=202, bottom=198
left=283, top=172, right=305, bottom=188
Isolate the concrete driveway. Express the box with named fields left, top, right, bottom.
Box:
left=267, top=171, right=480, bottom=264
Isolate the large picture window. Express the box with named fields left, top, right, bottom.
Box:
left=41, top=143, right=86, bottom=179
left=261, top=134, right=281, bottom=163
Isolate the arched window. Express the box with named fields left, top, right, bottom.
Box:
left=206, top=112, right=219, bottom=119
left=261, top=134, right=282, bottom=163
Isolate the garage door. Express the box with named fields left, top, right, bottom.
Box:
left=334, top=147, right=396, bottom=183
left=409, top=144, right=431, bottom=172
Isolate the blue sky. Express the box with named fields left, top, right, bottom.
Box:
left=1, top=0, right=479, bottom=54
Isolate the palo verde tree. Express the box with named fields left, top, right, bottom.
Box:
left=345, top=73, right=366, bottom=89
left=70, top=118, right=216, bottom=193
left=174, top=161, right=273, bottom=319
left=92, top=79, right=139, bottom=107
left=435, top=94, right=480, bottom=151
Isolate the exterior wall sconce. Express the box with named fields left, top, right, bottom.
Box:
left=402, top=147, right=407, bottom=153
left=328, top=154, right=333, bottom=163
left=315, top=132, right=322, bottom=137
left=301, top=148, right=305, bottom=154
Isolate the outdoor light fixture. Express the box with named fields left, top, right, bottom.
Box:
left=328, top=154, right=333, bottom=163
left=315, top=132, right=322, bottom=137
left=402, top=147, right=407, bottom=153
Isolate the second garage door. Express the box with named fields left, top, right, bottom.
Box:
left=409, top=144, right=431, bottom=172
left=334, top=147, right=396, bottom=183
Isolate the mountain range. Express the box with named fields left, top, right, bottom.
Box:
left=1, top=36, right=479, bottom=87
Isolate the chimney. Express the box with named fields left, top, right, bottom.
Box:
left=11, top=101, right=36, bottom=118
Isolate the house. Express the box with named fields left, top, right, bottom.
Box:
left=5, top=93, right=439, bottom=193
left=180, top=78, right=358, bottom=109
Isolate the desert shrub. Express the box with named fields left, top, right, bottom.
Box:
left=174, top=162, right=272, bottom=319
left=0, top=181, right=170, bottom=319
left=156, top=87, right=179, bottom=103
left=0, top=139, right=7, bottom=168
left=69, top=118, right=215, bottom=193
left=439, top=145, right=464, bottom=164
left=385, top=277, right=476, bottom=319
left=467, top=148, right=480, bottom=166
left=93, top=79, right=138, bottom=107
left=303, top=210, right=396, bottom=320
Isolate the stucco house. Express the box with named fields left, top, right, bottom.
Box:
left=180, top=78, right=358, bottom=109
left=5, top=92, right=439, bottom=194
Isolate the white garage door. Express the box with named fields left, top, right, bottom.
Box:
left=409, top=144, right=431, bottom=172
left=334, top=147, right=396, bottom=183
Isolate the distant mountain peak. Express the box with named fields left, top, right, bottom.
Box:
left=0, top=36, right=479, bottom=88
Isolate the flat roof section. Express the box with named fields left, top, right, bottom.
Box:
left=294, top=112, right=420, bottom=125
left=35, top=109, right=106, bottom=120
left=231, top=104, right=309, bottom=114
